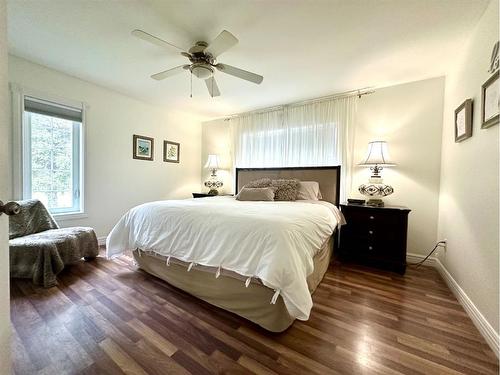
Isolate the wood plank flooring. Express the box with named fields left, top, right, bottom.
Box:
left=10, top=251, right=499, bottom=374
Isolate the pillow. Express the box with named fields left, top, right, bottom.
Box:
left=271, top=179, right=300, bottom=201
left=297, top=181, right=322, bottom=200
left=236, top=187, right=275, bottom=201
left=245, top=178, right=271, bottom=188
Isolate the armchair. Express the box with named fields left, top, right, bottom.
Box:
left=9, top=199, right=98, bottom=287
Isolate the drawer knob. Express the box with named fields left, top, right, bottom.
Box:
left=368, top=230, right=374, bottom=235
left=368, top=246, right=373, bottom=250
left=369, top=216, right=375, bottom=220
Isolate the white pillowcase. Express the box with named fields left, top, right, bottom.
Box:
left=236, top=187, right=276, bottom=201
left=296, top=181, right=322, bottom=200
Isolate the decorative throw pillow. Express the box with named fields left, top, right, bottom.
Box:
left=296, top=181, right=323, bottom=200
left=245, top=178, right=272, bottom=188
left=271, top=179, right=300, bottom=201
left=236, top=187, right=275, bottom=201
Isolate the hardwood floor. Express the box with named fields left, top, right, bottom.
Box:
left=10, top=251, right=499, bottom=375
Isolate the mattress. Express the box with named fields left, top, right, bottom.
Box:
left=132, top=236, right=333, bottom=332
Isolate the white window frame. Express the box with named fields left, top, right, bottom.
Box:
left=10, top=84, right=88, bottom=220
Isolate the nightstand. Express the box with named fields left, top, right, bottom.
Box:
left=338, top=203, right=411, bottom=274
left=192, top=193, right=215, bottom=198
left=192, top=193, right=233, bottom=198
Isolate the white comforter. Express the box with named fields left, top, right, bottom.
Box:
left=106, top=196, right=343, bottom=320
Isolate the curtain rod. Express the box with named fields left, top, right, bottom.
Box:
left=223, top=87, right=375, bottom=120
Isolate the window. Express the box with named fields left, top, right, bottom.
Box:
left=22, top=96, right=84, bottom=215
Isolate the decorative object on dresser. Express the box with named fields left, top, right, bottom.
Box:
left=204, top=154, right=223, bottom=195
left=481, top=70, right=499, bottom=129
left=338, top=203, right=410, bottom=274
left=347, top=198, right=365, bottom=205
left=163, top=140, right=180, bottom=163
left=133, top=134, right=154, bottom=161
left=358, top=141, right=395, bottom=207
left=454, top=99, right=473, bottom=142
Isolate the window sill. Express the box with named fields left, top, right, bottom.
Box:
left=52, top=212, right=88, bottom=221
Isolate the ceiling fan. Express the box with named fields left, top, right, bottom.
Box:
left=132, top=29, right=264, bottom=97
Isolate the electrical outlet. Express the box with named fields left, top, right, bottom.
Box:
left=438, top=239, right=447, bottom=251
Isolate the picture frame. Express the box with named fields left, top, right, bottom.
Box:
left=163, top=140, right=180, bottom=163
left=133, top=134, right=154, bottom=161
left=481, top=70, right=499, bottom=129
left=454, top=99, right=473, bottom=143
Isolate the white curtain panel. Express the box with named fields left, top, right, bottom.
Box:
left=230, top=96, right=357, bottom=201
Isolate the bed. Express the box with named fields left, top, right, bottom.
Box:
left=106, top=166, right=342, bottom=332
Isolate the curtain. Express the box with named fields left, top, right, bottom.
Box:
left=230, top=96, right=357, bottom=201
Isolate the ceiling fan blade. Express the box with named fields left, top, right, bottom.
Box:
left=205, top=77, right=221, bottom=97
left=215, top=64, right=263, bottom=84
left=132, top=29, right=186, bottom=52
left=151, top=65, right=189, bottom=80
left=205, top=30, right=238, bottom=58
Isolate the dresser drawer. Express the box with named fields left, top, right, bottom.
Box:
left=344, top=208, right=400, bottom=228
left=341, top=225, right=401, bottom=258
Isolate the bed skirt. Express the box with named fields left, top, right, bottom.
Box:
left=132, top=236, right=333, bottom=332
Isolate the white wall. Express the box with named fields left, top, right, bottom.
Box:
left=350, top=77, right=445, bottom=256
left=9, top=56, right=202, bottom=238
left=0, top=1, right=11, bottom=373
left=201, top=77, right=445, bottom=256
left=437, top=0, right=499, bottom=334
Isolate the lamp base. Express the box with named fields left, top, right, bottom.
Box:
left=204, top=179, right=223, bottom=196
left=358, top=176, right=394, bottom=208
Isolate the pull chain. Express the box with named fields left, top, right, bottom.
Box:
left=190, top=71, right=193, bottom=98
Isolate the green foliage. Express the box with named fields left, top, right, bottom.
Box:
left=29, top=112, right=75, bottom=209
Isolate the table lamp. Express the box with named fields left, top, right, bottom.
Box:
left=358, top=141, right=395, bottom=207
left=204, top=154, right=223, bottom=195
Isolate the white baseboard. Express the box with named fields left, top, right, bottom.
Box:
left=407, top=253, right=499, bottom=357
left=97, top=236, right=107, bottom=246
left=434, top=258, right=499, bottom=358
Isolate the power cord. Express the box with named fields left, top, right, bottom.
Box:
left=407, top=241, right=446, bottom=268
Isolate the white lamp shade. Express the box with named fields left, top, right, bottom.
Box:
left=204, top=154, right=220, bottom=169
left=359, top=141, right=395, bottom=166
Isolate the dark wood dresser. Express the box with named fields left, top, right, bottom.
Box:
left=338, top=203, right=411, bottom=274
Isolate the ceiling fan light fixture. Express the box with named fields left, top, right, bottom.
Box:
left=190, top=64, right=213, bottom=79
left=134, top=28, right=264, bottom=97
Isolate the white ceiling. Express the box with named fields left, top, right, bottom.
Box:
left=7, top=0, right=489, bottom=120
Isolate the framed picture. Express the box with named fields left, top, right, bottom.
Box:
left=481, top=71, right=499, bottom=129
left=163, top=140, right=180, bottom=163
left=454, top=99, right=473, bottom=142
left=133, top=134, right=154, bottom=161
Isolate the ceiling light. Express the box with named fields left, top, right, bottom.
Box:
left=190, top=64, right=213, bottom=79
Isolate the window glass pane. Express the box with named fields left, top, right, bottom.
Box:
left=27, top=110, right=81, bottom=213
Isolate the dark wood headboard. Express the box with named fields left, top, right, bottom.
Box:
left=235, top=166, right=341, bottom=207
